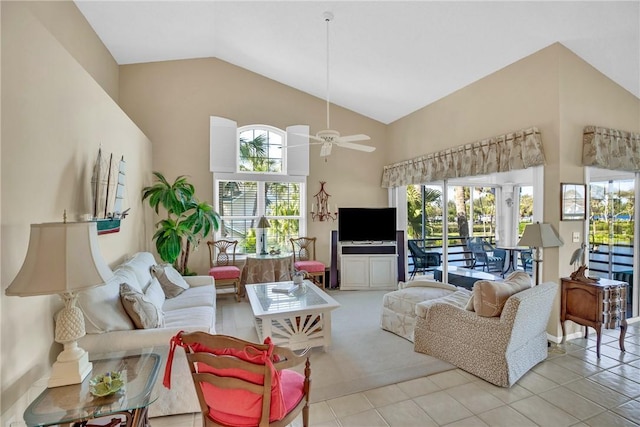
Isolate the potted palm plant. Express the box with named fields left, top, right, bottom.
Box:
left=142, top=172, right=221, bottom=275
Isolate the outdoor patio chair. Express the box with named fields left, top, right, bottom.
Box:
left=407, top=240, right=442, bottom=279
left=166, top=331, right=311, bottom=427
left=520, top=249, right=533, bottom=273
left=468, top=239, right=506, bottom=274
left=207, top=240, right=241, bottom=301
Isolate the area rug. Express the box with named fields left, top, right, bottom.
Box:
left=216, top=289, right=455, bottom=402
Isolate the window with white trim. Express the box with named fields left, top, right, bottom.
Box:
left=212, top=123, right=307, bottom=254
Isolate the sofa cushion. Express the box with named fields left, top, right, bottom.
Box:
left=163, top=285, right=216, bottom=312
left=383, top=286, right=457, bottom=317
left=120, top=280, right=165, bottom=329
left=294, top=260, right=325, bottom=273
left=78, top=271, right=137, bottom=334
left=415, top=289, right=472, bottom=318
left=472, top=271, right=532, bottom=317
left=120, top=252, right=156, bottom=289
left=151, top=263, right=190, bottom=298
left=398, top=279, right=458, bottom=291
left=208, top=265, right=241, bottom=280
left=164, top=306, right=216, bottom=330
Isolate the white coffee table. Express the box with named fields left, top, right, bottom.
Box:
left=245, top=280, right=340, bottom=351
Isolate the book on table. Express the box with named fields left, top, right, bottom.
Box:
left=272, top=283, right=297, bottom=294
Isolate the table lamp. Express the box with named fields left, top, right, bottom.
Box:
left=517, top=222, right=564, bottom=285
left=257, top=216, right=270, bottom=255
left=5, top=221, right=114, bottom=387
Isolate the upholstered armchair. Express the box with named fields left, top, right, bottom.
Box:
left=414, top=281, right=558, bottom=387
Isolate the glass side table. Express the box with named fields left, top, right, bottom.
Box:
left=23, top=349, right=161, bottom=427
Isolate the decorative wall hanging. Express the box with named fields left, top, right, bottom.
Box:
left=311, top=181, right=337, bottom=221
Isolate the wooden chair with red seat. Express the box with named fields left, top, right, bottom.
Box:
left=207, top=240, right=241, bottom=302
left=168, top=331, right=311, bottom=427
left=289, top=237, right=326, bottom=288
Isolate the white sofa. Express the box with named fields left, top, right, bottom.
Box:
left=77, top=252, right=215, bottom=417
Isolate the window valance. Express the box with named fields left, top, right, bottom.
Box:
left=583, top=126, right=640, bottom=172
left=381, top=127, right=545, bottom=188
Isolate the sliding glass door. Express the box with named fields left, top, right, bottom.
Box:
left=588, top=173, right=636, bottom=317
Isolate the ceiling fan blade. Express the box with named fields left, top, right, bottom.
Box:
left=339, top=134, right=371, bottom=142
left=320, top=143, right=333, bottom=157
left=288, top=141, right=324, bottom=149
left=291, top=132, right=323, bottom=142
left=335, top=141, right=376, bottom=152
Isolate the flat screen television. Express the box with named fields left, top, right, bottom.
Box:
left=338, top=207, right=397, bottom=242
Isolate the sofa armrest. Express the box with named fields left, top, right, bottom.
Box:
left=184, top=275, right=214, bottom=287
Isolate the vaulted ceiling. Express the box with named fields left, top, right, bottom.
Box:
left=75, top=1, right=640, bottom=124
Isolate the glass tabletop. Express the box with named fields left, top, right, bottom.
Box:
left=23, top=349, right=161, bottom=427
left=246, top=280, right=340, bottom=316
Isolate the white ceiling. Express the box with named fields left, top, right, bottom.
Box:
left=74, top=1, right=640, bottom=124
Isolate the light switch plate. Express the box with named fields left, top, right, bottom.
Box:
left=572, top=232, right=580, bottom=243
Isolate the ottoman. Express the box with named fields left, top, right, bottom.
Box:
left=380, top=280, right=460, bottom=342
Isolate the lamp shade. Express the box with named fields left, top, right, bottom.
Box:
left=6, top=222, right=114, bottom=297
left=517, top=222, right=564, bottom=248
left=257, top=216, right=270, bottom=229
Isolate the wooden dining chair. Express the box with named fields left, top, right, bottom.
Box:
left=207, top=240, right=241, bottom=301
left=290, top=237, right=326, bottom=288
left=169, top=331, right=311, bottom=427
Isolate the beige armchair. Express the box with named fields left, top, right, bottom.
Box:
left=414, top=281, right=558, bottom=387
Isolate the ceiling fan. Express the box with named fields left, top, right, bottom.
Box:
left=299, top=11, right=375, bottom=157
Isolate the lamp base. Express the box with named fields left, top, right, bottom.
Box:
left=48, top=343, right=92, bottom=388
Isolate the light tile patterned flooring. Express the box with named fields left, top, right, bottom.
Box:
left=151, top=321, right=640, bottom=427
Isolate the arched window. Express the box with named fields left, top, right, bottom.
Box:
left=238, top=126, right=284, bottom=173
left=210, top=120, right=309, bottom=254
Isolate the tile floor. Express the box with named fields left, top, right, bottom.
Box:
left=151, top=319, right=640, bottom=427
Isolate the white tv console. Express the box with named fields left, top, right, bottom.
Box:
left=339, top=241, right=398, bottom=290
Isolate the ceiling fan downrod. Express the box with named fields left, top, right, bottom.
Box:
left=324, top=11, right=333, bottom=131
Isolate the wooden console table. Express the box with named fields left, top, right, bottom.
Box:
left=560, top=277, right=627, bottom=358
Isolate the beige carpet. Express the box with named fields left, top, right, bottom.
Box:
left=216, top=289, right=455, bottom=402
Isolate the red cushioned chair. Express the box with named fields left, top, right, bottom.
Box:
left=207, top=240, right=241, bottom=302
left=167, top=332, right=311, bottom=427
left=290, top=237, right=325, bottom=288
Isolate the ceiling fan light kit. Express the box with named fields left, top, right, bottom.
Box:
left=299, top=11, right=375, bottom=158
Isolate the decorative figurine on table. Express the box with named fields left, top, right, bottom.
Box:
left=569, top=243, right=598, bottom=283
left=292, top=270, right=306, bottom=286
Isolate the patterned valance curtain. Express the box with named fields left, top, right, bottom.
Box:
left=381, top=127, right=545, bottom=188
left=583, top=126, right=640, bottom=172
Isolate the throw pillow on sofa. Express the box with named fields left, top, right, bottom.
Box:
left=120, top=279, right=165, bottom=328
left=151, top=264, right=190, bottom=298
left=469, top=271, right=532, bottom=317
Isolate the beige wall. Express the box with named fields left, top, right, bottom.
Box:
left=389, top=43, right=640, bottom=338
left=24, top=1, right=119, bottom=102
left=118, top=58, right=389, bottom=270
left=1, top=1, right=152, bottom=418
